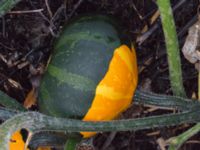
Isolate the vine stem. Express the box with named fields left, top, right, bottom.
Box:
left=1, top=89, right=199, bottom=150
left=134, top=90, right=199, bottom=110
left=156, top=0, right=186, bottom=97
left=1, top=110, right=200, bottom=150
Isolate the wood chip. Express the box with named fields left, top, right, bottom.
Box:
left=23, top=88, right=37, bottom=108
left=157, top=138, right=167, bottom=150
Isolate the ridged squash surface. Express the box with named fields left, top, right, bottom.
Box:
left=38, top=16, right=138, bottom=138
left=38, top=15, right=123, bottom=118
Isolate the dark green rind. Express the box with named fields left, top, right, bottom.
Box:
left=55, top=15, right=121, bottom=47
left=39, top=72, right=96, bottom=118
left=38, top=15, right=122, bottom=118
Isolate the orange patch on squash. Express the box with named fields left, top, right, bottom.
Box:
left=81, top=45, right=138, bottom=138
left=9, top=131, right=30, bottom=150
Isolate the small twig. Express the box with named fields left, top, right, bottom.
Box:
left=45, top=0, right=52, bottom=18
left=0, top=54, right=8, bottom=64
left=136, top=24, right=159, bottom=44
left=157, top=138, right=167, bottom=150
left=0, top=42, right=14, bottom=51
left=28, top=0, right=57, bottom=36
left=102, top=132, right=117, bottom=150
left=178, top=15, right=198, bottom=38
left=63, top=0, right=67, bottom=19
left=67, top=0, right=84, bottom=19
left=2, top=16, right=6, bottom=37
left=131, top=2, right=143, bottom=20
left=51, top=4, right=65, bottom=23
left=186, top=140, right=200, bottom=144
left=150, top=10, right=160, bottom=24
left=8, top=9, right=43, bottom=14
left=137, top=0, right=186, bottom=45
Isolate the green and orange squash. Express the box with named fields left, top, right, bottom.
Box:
left=38, top=15, right=138, bottom=138
left=9, top=15, right=138, bottom=150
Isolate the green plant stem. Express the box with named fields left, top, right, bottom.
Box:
left=134, top=90, right=199, bottom=110
left=1, top=110, right=200, bottom=150
left=0, top=0, right=22, bottom=17
left=156, top=0, right=185, bottom=97
left=168, top=123, right=200, bottom=150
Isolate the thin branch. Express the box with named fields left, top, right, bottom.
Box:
left=137, top=0, right=186, bottom=44
left=8, top=9, right=43, bottom=14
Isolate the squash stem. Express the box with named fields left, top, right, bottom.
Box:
left=1, top=110, right=200, bottom=150
left=156, top=0, right=186, bottom=97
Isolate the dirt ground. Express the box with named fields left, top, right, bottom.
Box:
left=0, top=0, right=200, bottom=149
